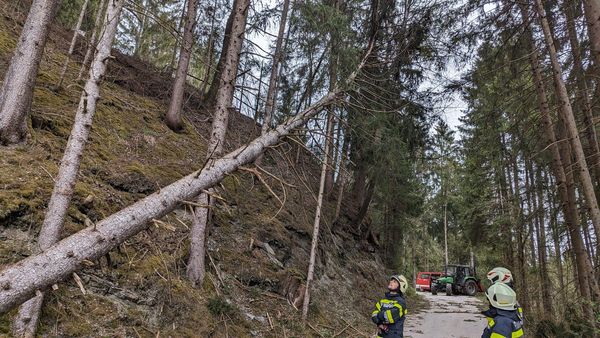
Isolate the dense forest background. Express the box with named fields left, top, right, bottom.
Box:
left=0, top=0, right=598, bottom=336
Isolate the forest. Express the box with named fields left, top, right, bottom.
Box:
left=0, top=0, right=598, bottom=336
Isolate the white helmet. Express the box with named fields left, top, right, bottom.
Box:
left=487, top=267, right=513, bottom=284
left=486, top=283, right=517, bottom=311
left=390, top=275, right=408, bottom=294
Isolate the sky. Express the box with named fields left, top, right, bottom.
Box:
left=244, top=0, right=470, bottom=133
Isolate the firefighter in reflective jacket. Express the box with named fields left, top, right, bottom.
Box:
left=371, top=275, right=408, bottom=338
left=481, top=283, right=524, bottom=338
left=486, top=267, right=524, bottom=326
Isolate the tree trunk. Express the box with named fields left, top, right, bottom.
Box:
left=255, top=0, right=290, bottom=165
left=56, top=0, right=90, bottom=89
left=324, top=0, right=339, bottom=195
left=133, top=0, right=148, bottom=58
left=519, top=2, right=598, bottom=323
left=443, top=200, right=448, bottom=269
left=77, top=0, right=107, bottom=81
left=165, top=0, right=198, bottom=132
left=0, top=32, right=371, bottom=317
left=583, top=0, right=600, bottom=74
left=199, top=8, right=217, bottom=96
left=333, top=126, right=348, bottom=222
left=169, top=0, right=188, bottom=74
left=510, top=149, right=529, bottom=311
left=260, top=0, right=289, bottom=133
left=549, top=185, right=566, bottom=315
left=0, top=0, right=62, bottom=145
left=252, top=62, right=264, bottom=122
left=533, top=164, right=552, bottom=315
left=204, top=2, right=235, bottom=104
left=302, top=109, right=334, bottom=321
left=535, top=0, right=600, bottom=259
left=12, top=0, right=124, bottom=336
left=565, top=0, right=600, bottom=193
left=524, top=161, right=537, bottom=272
left=186, top=0, right=250, bottom=287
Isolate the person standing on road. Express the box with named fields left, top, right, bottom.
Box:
left=486, top=267, right=524, bottom=325
left=481, top=283, right=524, bottom=338
left=371, top=275, right=408, bottom=337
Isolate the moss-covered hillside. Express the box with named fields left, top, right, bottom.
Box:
left=0, top=2, right=416, bottom=337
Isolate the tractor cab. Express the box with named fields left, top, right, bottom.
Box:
left=431, top=264, right=483, bottom=296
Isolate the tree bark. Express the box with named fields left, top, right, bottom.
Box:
left=199, top=7, right=217, bottom=96
left=302, top=109, right=334, bottom=321
left=169, top=0, right=188, bottom=74
left=333, top=125, right=348, bottom=222
left=324, top=0, right=339, bottom=195
left=133, top=0, right=148, bottom=58
left=565, top=0, right=600, bottom=193
left=255, top=0, right=290, bottom=165
left=77, top=0, right=107, bottom=81
left=12, top=1, right=124, bottom=336
left=548, top=181, right=566, bottom=314
left=165, top=0, right=199, bottom=132
left=186, top=0, right=250, bottom=287
left=532, top=163, right=552, bottom=315
left=204, top=1, right=236, bottom=104
left=535, top=0, right=600, bottom=259
left=57, top=0, right=90, bottom=89
left=519, top=2, right=598, bottom=323
left=0, top=0, right=62, bottom=145
left=583, top=0, right=600, bottom=73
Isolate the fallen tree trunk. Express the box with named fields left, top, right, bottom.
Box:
left=0, top=40, right=371, bottom=314
left=0, top=93, right=338, bottom=314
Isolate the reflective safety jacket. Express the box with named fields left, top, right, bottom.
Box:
left=481, top=307, right=524, bottom=338
left=371, top=292, right=407, bottom=337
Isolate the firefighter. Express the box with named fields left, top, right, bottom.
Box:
left=481, top=283, right=524, bottom=338
left=371, top=275, right=408, bottom=337
left=486, top=267, right=524, bottom=324
left=486, top=267, right=514, bottom=288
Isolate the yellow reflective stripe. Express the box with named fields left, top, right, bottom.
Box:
left=404, top=309, right=408, bottom=315
left=371, top=310, right=379, bottom=317
left=385, top=310, right=395, bottom=324
left=376, top=302, right=381, bottom=311
left=394, top=303, right=404, bottom=317
left=518, top=307, right=523, bottom=314
left=512, top=328, right=524, bottom=338
left=490, top=333, right=507, bottom=338
left=486, top=317, right=495, bottom=328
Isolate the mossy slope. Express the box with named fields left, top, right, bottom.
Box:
left=0, top=5, right=410, bottom=337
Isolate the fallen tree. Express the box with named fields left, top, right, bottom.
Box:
left=0, top=41, right=373, bottom=312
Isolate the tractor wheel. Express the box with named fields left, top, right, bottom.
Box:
left=446, top=283, right=453, bottom=296
left=431, top=285, right=437, bottom=295
left=464, top=280, right=477, bottom=296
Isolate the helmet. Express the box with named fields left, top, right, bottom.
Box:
left=390, top=275, right=408, bottom=294
left=487, top=267, right=513, bottom=284
left=485, top=283, right=517, bottom=311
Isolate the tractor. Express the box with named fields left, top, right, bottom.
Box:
left=430, top=264, right=482, bottom=296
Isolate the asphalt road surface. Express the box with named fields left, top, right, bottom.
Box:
left=405, top=291, right=487, bottom=338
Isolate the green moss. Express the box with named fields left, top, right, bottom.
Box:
left=0, top=313, right=11, bottom=335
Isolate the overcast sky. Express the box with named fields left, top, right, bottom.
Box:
left=245, top=0, right=470, bottom=133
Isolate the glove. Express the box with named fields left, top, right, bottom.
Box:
left=378, top=324, right=389, bottom=334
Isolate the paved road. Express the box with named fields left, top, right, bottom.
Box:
left=405, top=291, right=487, bottom=338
